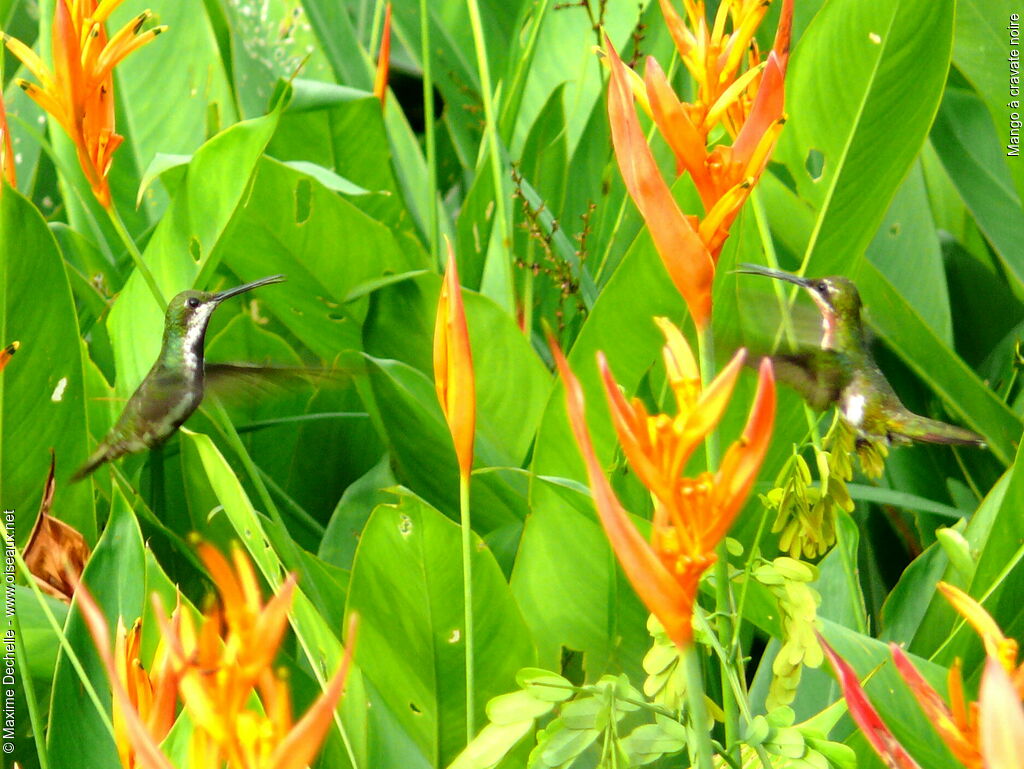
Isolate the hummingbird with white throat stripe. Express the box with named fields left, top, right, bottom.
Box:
left=72, top=274, right=287, bottom=481
left=736, top=264, right=986, bottom=449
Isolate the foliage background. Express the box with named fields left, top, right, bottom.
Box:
left=1, top=0, right=1022, bottom=767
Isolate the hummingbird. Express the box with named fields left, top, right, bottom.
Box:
left=736, top=264, right=986, bottom=448
left=72, top=275, right=287, bottom=481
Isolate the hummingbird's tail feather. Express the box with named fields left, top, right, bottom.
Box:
left=70, top=447, right=110, bottom=482
left=899, top=414, right=987, bottom=448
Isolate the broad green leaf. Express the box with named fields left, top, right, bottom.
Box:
left=927, top=442, right=1024, bottom=674
left=866, top=162, right=952, bottom=344
left=952, top=0, right=1024, bottom=207
left=0, top=187, right=92, bottom=542
left=510, top=1, right=651, bottom=155
left=931, top=87, right=1024, bottom=293
left=216, top=0, right=335, bottom=119
left=219, top=156, right=428, bottom=360
left=775, top=0, right=954, bottom=275
left=15, top=585, right=68, bottom=681
left=320, top=455, right=397, bottom=571
left=268, top=83, right=416, bottom=232
left=346, top=491, right=536, bottom=767
left=299, top=0, right=373, bottom=89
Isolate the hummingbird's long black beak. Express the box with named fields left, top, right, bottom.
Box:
left=213, top=274, right=286, bottom=303
left=734, top=263, right=811, bottom=288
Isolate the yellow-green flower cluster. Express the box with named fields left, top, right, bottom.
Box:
left=642, top=615, right=722, bottom=725
left=753, top=557, right=823, bottom=710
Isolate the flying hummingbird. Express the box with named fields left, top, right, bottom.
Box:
left=736, top=264, right=986, bottom=448
left=72, top=275, right=287, bottom=481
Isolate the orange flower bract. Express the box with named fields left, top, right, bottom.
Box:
left=554, top=320, right=775, bottom=647
left=374, top=3, right=392, bottom=107
left=606, top=38, right=714, bottom=330
left=434, top=240, right=477, bottom=479
left=606, top=0, right=791, bottom=328
left=2, top=0, right=166, bottom=207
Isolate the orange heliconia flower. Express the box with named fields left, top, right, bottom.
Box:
left=657, top=0, right=792, bottom=138
left=78, top=544, right=357, bottom=769
left=605, top=0, right=791, bottom=328
left=373, top=3, right=392, bottom=107
left=0, top=95, right=15, bottom=188
left=554, top=320, right=775, bottom=647
left=2, top=0, right=166, bottom=208
left=606, top=40, right=714, bottom=330
left=112, top=617, right=180, bottom=769
left=886, top=583, right=1024, bottom=769
left=645, top=50, right=786, bottom=258
left=434, top=239, right=476, bottom=479
left=822, top=582, right=1024, bottom=769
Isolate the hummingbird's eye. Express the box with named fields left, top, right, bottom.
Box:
left=817, top=281, right=830, bottom=295
left=186, top=297, right=200, bottom=309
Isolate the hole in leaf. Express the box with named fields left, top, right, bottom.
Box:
left=805, top=149, right=825, bottom=181
left=889, top=223, right=901, bottom=237
left=409, top=702, right=422, bottom=714
left=189, top=236, right=202, bottom=262
left=295, top=178, right=312, bottom=224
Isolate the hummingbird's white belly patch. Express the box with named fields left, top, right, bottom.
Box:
left=843, top=393, right=866, bottom=427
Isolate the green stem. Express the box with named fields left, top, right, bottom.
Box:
left=420, top=0, right=440, bottom=263
left=459, top=472, right=476, bottom=741
left=693, top=610, right=774, bottom=769
left=697, top=324, right=740, bottom=759
left=681, top=642, right=714, bottom=769
left=465, top=0, right=512, bottom=305
left=105, top=204, right=166, bottom=311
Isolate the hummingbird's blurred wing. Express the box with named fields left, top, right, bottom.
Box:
left=203, top=362, right=361, bottom=402
left=770, top=350, right=851, bottom=412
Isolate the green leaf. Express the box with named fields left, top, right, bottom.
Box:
left=776, top=0, right=954, bottom=275
left=930, top=87, right=1024, bottom=292
left=219, top=157, right=428, bottom=360
left=268, top=87, right=416, bottom=233
left=346, top=491, right=536, bottom=767
left=0, top=187, right=93, bottom=542
left=910, top=441, right=1024, bottom=674
left=952, top=0, right=1024, bottom=207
